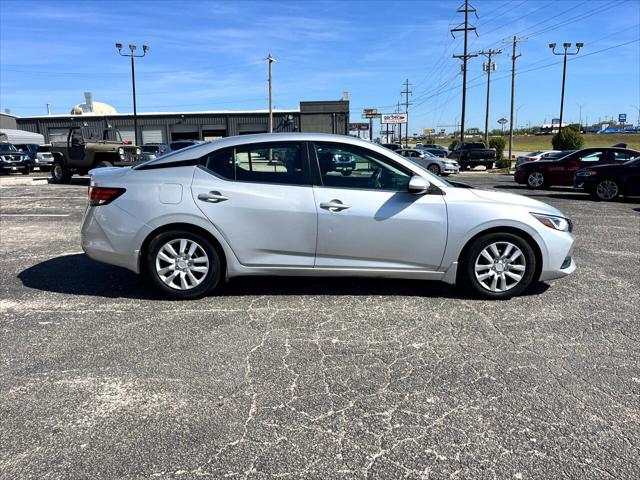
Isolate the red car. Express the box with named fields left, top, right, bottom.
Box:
left=514, top=147, right=640, bottom=189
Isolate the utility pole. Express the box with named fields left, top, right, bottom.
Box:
left=401, top=79, right=412, bottom=147
left=577, top=102, right=586, bottom=131
left=504, top=36, right=526, bottom=164
left=549, top=42, right=583, bottom=132
left=451, top=0, right=478, bottom=143
left=478, top=48, right=501, bottom=143
left=266, top=53, right=276, bottom=133
left=115, top=43, right=149, bottom=146
left=396, top=101, right=401, bottom=143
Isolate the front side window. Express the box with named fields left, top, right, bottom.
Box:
left=612, top=151, right=634, bottom=162
left=203, top=143, right=304, bottom=185
left=314, top=143, right=411, bottom=191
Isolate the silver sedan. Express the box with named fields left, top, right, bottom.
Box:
left=81, top=133, right=575, bottom=299
left=397, top=148, right=459, bottom=176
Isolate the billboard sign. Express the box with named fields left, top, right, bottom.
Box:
left=349, top=123, right=369, bottom=131
left=381, top=113, right=408, bottom=124
left=619, top=113, right=627, bottom=123
left=363, top=108, right=379, bottom=118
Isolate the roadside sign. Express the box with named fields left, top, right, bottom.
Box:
left=363, top=108, right=379, bottom=118
left=423, top=128, right=435, bottom=134
left=440, top=128, right=446, bottom=135
left=551, top=118, right=560, bottom=125
left=381, top=113, right=407, bottom=124
left=467, top=127, right=479, bottom=134
left=497, top=118, right=508, bottom=125
left=349, top=122, right=369, bottom=131
left=619, top=114, right=627, bottom=123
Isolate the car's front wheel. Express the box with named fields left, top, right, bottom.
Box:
left=526, top=171, right=546, bottom=189
left=427, top=163, right=441, bottom=175
left=461, top=232, right=537, bottom=299
left=145, top=230, right=222, bottom=299
left=591, top=179, right=620, bottom=201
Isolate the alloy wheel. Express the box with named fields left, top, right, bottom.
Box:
left=155, top=238, right=210, bottom=290
left=474, top=241, right=527, bottom=292
left=428, top=164, right=441, bottom=175
left=527, top=172, right=544, bottom=188
left=596, top=180, right=619, bottom=200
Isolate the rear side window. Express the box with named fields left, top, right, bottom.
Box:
left=612, top=151, right=635, bottom=162
left=203, top=143, right=306, bottom=185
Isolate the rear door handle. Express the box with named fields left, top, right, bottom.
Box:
left=320, top=200, right=350, bottom=212
left=197, top=191, right=229, bottom=203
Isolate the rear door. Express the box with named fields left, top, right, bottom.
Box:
left=552, top=149, right=605, bottom=185
left=191, top=141, right=317, bottom=267
left=311, top=142, right=447, bottom=270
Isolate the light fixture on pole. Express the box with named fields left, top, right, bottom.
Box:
left=549, top=42, right=583, bottom=132
left=116, top=43, right=149, bottom=146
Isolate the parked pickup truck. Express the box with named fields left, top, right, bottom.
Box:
left=447, top=142, right=497, bottom=170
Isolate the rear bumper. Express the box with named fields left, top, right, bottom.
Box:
left=81, top=203, right=143, bottom=273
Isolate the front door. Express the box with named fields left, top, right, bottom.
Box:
left=553, top=149, right=607, bottom=185
left=192, top=142, right=317, bottom=267
left=311, top=142, right=447, bottom=270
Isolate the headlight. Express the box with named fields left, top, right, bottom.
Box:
left=117, top=147, right=124, bottom=155
left=576, top=170, right=597, bottom=177
left=531, top=212, right=572, bottom=232
left=136, top=148, right=142, bottom=155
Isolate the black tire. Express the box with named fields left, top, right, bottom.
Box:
left=427, top=163, right=441, bottom=175
left=50, top=159, right=72, bottom=184
left=341, top=169, right=353, bottom=176
left=591, top=179, right=620, bottom=201
left=21, top=168, right=30, bottom=175
left=526, top=170, right=546, bottom=189
left=485, top=162, right=494, bottom=170
left=144, top=230, right=222, bottom=299
left=95, top=160, right=114, bottom=169
left=460, top=232, right=537, bottom=300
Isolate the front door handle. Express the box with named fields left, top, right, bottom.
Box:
left=320, top=200, right=350, bottom=212
left=197, top=191, right=229, bottom=203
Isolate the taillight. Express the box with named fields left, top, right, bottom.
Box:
left=88, top=187, right=125, bottom=206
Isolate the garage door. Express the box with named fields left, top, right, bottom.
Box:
left=142, top=128, right=163, bottom=144
left=118, top=129, right=135, bottom=143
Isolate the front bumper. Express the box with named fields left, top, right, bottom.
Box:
left=0, top=161, right=29, bottom=172
left=514, top=168, right=526, bottom=184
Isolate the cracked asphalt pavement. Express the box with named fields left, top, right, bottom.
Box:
left=1, top=173, right=639, bottom=479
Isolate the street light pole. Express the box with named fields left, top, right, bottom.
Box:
left=549, top=42, right=583, bottom=132
left=116, top=43, right=148, bottom=146
left=266, top=53, right=276, bottom=133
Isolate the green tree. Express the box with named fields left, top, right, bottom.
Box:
left=449, top=139, right=459, bottom=151
left=552, top=127, right=584, bottom=150
left=488, top=137, right=506, bottom=161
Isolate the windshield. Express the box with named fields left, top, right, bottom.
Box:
left=0, top=144, right=18, bottom=153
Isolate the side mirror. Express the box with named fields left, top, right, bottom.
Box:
left=408, top=175, right=431, bottom=195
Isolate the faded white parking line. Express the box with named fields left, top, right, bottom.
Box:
left=0, top=196, right=86, bottom=199
left=0, top=214, right=71, bottom=217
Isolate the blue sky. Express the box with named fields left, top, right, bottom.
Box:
left=1, top=0, right=639, bottom=133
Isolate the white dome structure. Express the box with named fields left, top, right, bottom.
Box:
left=70, top=92, right=117, bottom=115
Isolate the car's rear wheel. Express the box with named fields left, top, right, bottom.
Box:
left=461, top=232, right=537, bottom=299
left=145, top=230, right=222, bottom=299
left=526, top=171, right=546, bottom=189
left=50, top=160, right=72, bottom=184
left=427, top=163, right=441, bottom=175
left=592, top=179, right=620, bottom=201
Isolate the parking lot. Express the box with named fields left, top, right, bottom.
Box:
left=1, top=172, right=638, bottom=478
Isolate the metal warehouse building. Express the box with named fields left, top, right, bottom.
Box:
left=13, top=99, right=350, bottom=144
